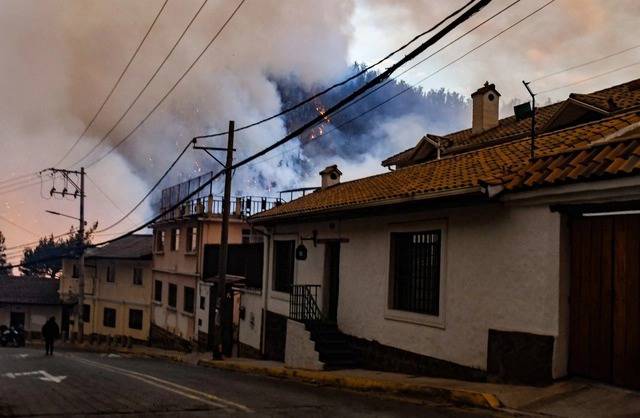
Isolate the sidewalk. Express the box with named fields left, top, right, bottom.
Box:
left=198, top=357, right=640, bottom=417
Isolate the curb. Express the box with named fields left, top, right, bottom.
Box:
left=27, top=341, right=189, bottom=364
left=198, top=360, right=502, bottom=410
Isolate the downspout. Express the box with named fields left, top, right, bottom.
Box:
left=258, top=226, right=272, bottom=355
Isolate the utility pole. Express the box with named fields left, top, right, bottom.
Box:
left=195, top=121, right=235, bottom=359
left=42, top=167, right=86, bottom=341
left=523, top=80, right=537, bottom=161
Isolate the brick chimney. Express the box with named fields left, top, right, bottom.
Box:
left=319, top=165, right=342, bottom=189
left=471, top=81, right=500, bottom=134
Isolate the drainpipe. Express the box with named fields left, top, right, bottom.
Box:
left=259, top=226, right=272, bottom=355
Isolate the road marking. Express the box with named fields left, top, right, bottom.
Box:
left=3, top=370, right=66, bottom=383
left=67, top=355, right=251, bottom=413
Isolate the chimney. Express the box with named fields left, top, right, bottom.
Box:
left=471, top=81, right=500, bottom=134
left=319, top=165, right=342, bottom=189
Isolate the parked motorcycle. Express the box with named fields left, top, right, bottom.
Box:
left=0, top=325, right=25, bottom=347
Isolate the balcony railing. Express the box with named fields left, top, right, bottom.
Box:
left=289, top=284, right=323, bottom=322
left=159, top=195, right=282, bottom=222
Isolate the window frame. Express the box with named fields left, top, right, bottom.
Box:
left=132, top=267, right=143, bottom=286
left=128, top=309, right=143, bottom=330
left=82, top=304, right=90, bottom=323
left=155, top=230, right=165, bottom=253
left=154, top=280, right=163, bottom=303
left=103, top=307, right=117, bottom=328
left=105, top=264, right=115, bottom=283
left=186, top=226, right=198, bottom=253
left=183, top=286, right=195, bottom=314
left=385, top=219, right=447, bottom=329
left=171, top=228, right=180, bottom=252
left=168, top=283, right=177, bottom=308
left=272, top=239, right=296, bottom=294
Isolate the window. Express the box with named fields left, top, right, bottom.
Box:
left=128, top=309, right=143, bottom=330
left=133, top=267, right=143, bottom=286
left=72, top=264, right=79, bottom=278
left=187, top=227, right=198, bottom=252
left=154, top=280, right=163, bottom=303
left=155, top=230, right=165, bottom=252
left=389, top=230, right=441, bottom=316
left=168, top=283, right=177, bottom=308
left=273, top=240, right=295, bottom=293
left=82, top=304, right=90, bottom=322
left=106, top=265, right=115, bottom=283
left=171, top=228, right=180, bottom=251
left=184, top=287, right=195, bottom=313
left=242, top=229, right=251, bottom=244
left=200, top=296, right=206, bottom=310
left=103, top=307, right=116, bottom=328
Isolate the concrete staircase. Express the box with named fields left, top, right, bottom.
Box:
left=305, top=322, right=358, bottom=369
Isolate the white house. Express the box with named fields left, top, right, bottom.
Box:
left=239, top=78, right=640, bottom=389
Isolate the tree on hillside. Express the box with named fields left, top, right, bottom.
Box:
left=19, top=222, right=98, bottom=279
left=0, top=231, right=10, bottom=276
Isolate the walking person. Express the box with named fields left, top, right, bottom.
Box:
left=41, top=317, right=60, bottom=356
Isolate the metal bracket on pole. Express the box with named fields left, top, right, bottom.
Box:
left=523, top=80, right=537, bottom=161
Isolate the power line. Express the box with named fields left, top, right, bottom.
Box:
left=54, top=0, right=169, bottom=167
left=247, top=0, right=555, bottom=169
left=530, top=44, right=640, bottom=83
left=81, top=0, right=247, bottom=169
left=94, top=139, right=195, bottom=233
left=69, top=0, right=211, bottom=168
left=537, top=60, right=640, bottom=94
left=192, top=0, right=478, bottom=141
left=88, top=0, right=494, bottom=249
left=0, top=172, right=38, bottom=186
left=0, top=214, right=39, bottom=237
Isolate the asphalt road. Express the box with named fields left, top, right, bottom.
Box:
left=0, top=347, right=501, bottom=417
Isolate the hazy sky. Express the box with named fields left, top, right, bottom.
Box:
left=0, top=0, right=639, bottom=261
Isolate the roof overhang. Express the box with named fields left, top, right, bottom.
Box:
left=250, top=186, right=487, bottom=225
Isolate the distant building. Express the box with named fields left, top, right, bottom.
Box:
left=150, top=172, right=277, bottom=350
left=0, top=276, right=64, bottom=338
left=60, top=234, right=153, bottom=342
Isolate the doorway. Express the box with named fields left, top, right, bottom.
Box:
left=323, top=242, right=341, bottom=322
left=569, top=215, right=640, bottom=389
left=10, top=312, right=25, bottom=329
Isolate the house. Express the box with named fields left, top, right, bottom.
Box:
left=240, top=77, right=640, bottom=389
left=0, top=276, right=64, bottom=338
left=60, top=234, right=153, bottom=342
left=150, top=172, right=276, bottom=350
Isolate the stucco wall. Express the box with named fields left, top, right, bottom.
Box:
left=0, top=305, right=62, bottom=333
left=262, top=203, right=566, bottom=377
left=238, top=290, right=263, bottom=351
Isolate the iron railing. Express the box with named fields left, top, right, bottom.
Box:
left=159, top=195, right=282, bottom=221
left=289, top=284, right=323, bottom=322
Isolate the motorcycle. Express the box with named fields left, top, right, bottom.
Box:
left=0, top=325, right=25, bottom=347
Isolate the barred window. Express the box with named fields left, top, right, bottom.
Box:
left=389, top=230, right=441, bottom=316
left=133, top=267, right=143, bottom=286
left=168, top=283, right=177, bottom=308
left=103, top=307, right=116, bottom=328
left=154, top=280, right=163, bottom=303
left=183, top=287, right=195, bottom=314
left=129, top=309, right=143, bottom=330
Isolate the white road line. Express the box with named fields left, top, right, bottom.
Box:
left=66, top=354, right=252, bottom=413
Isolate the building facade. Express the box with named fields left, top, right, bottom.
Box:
left=60, top=234, right=153, bottom=342
left=240, top=78, right=640, bottom=389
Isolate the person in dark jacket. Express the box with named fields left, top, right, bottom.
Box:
left=41, top=317, right=60, bottom=356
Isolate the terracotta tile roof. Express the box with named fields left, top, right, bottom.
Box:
left=252, top=111, right=640, bottom=222
left=384, top=77, right=640, bottom=167
left=85, top=234, right=152, bottom=260
left=0, top=276, right=61, bottom=305
left=488, top=131, right=640, bottom=191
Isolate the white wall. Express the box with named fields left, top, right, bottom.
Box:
left=238, top=290, right=263, bottom=351
left=262, top=203, right=566, bottom=377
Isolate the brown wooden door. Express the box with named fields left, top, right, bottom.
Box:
left=570, top=215, right=640, bottom=389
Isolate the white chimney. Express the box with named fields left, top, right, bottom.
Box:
left=319, top=165, right=342, bottom=189
left=471, top=81, right=500, bottom=134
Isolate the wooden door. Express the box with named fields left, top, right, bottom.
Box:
left=324, top=242, right=340, bottom=322
left=570, top=215, right=640, bottom=389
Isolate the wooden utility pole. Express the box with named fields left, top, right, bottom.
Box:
left=207, top=121, right=234, bottom=359
left=42, top=166, right=86, bottom=341
left=77, top=167, right=86, bottom=341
